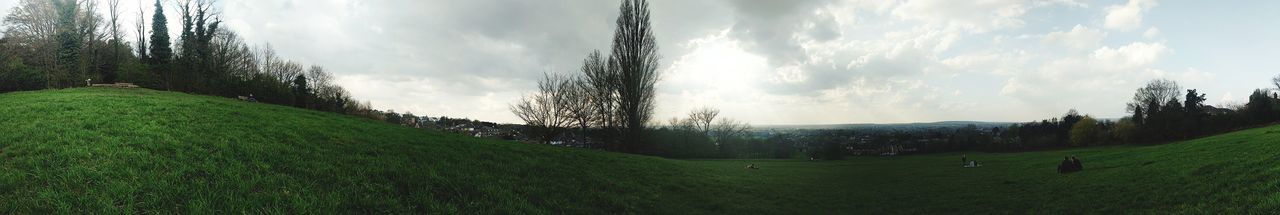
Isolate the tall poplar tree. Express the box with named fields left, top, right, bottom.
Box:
left=609, top=0, right=661, bottom=152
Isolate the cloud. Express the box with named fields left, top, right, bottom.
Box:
left=1042, top=25, right=1107, bottom=52
left=997, top=41, right=1177, bottom=115
left=1104, top=0, right=1158, bottom=31
left=1143, top=27, right=1160, bottom=39
left=890, top=0, right=1029, bottom=32
left=1091, top=42, right=1169, bottom=69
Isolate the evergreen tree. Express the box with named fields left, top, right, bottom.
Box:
left=148, top=0, right=172, bottom=88
left=1183, top=89, right=1207, bottom=134
left=53, top=0, right=80, bottom=87
left=292, top=74, right=309, bottom=108
left=148, top=0, right=172, bottom=65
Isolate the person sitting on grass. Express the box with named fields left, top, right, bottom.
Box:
left=1071, top=156, right=1083, bottom=171
left=745, top=163, right=759, bottom=170
left=1058, top=157, right=1073, bottom=173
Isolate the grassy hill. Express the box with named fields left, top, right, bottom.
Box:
left=2, top=88, right=1280, bottom=213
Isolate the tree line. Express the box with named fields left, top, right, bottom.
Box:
left=648, top=107, right=778, bottom=158
left=988, top=78, right=1280, bottom=152
left=0, top=0, right=368, bottom=116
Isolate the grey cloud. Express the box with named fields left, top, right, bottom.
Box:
left=726, top=0, right=833, bottom=64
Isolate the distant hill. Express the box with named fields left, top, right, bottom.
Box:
left=755, top=121, right=1015, bottom=131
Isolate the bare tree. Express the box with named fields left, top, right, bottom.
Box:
left=1127, top=79, right=1182, bottom=113
left=209, top=29, right=255, bottom=82
left=135, top=0, right=147, bottom=60
left=4, top=0, right=106, bottom=87
left=105, top=0, right=122, bottom=83
left=610, top=0, right=661, bottom=152
left=78, top=0, right=105, bottom=84
left=511, top=73, right=574, bottom=144
left=667, top=117, right=695, bottom=130
left=712, top=118, right=751, bottom=143
left=4, top=0, right=59, bottom=87
left=688, top=106, right=719, bottom=137
left=580, top=50, right=621, bottom=148
left=1272, top=74, right=1280, bottom=92
left=563, top=76, right=599, bottom=147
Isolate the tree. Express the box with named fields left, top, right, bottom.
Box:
left=1157, top=98, right=1185, bottom=139
left=1273, top=74, right=1280, bottom=92
left=667, top=117, right=694, bottom=130
left=688, top=106, right=719, bottom=137
left=1133, top=106, right=1145, bottom=125
left=1059, top=109, right=1083, bottom=145
left=0, top=56, right=46, bottom=93
left=1246, top=89, right=1276, bottom=123
left=291, top=73, right=308, bottom=108
left=712, top=118, right=750, bottom=144
left=1127, top=79, right=1181, bottom=115
left=1069, top=116, right=1100, bottom=147
left=1113, top=117, right=1138, bottom=143
left=1183, top=89, right=1207, bottom=134
left=511, top=73, right=574, bottom=144
left=581, top=50, right=618, bottom=147
left=148, top=0, right=172, bottom=88
left=610, top=0, right=661, bottom=152
left=135, top=0, right=147, bottom=61
left=4, top=0, right=58, bottom=87
left=104, top=0, right=122, bottom=83
left=563, top=76, right=598, bottom=147
left=176, top=0, right=220, bottom=93
left=53, top=0, right=80, bottom=85
left=383, top=110, right=402, bottom=125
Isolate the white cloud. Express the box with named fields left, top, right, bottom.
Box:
left=942, top=49, right=1032, bottom=75
left=998, top=41, right=1173, bottom=115
left=1143, top=27, right=1161, bottom=39
left=1104, top=0, right=1158, bottom=31
left=890, top=0, right=1029, bottom=32
left=1033, top=0, right=1088, bottom=8
left=1042, top=25, right=1107, bottom=52
left=1091, top=42, right=1170, bottom=69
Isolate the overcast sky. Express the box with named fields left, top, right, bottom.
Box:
left=5, top=0, right=1279, bottom=125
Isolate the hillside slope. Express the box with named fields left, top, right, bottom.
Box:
left=3, top=88, right=1280, bottom=213
left=0, top=88, right=757, bottom=214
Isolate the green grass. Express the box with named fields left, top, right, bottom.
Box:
left=2, top=88, right=1279, bottom=213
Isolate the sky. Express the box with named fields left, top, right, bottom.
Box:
left=3, top=0, right=1279, bottom=125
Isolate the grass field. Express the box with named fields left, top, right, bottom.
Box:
left=2, top=88, right=1279, bottom=213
